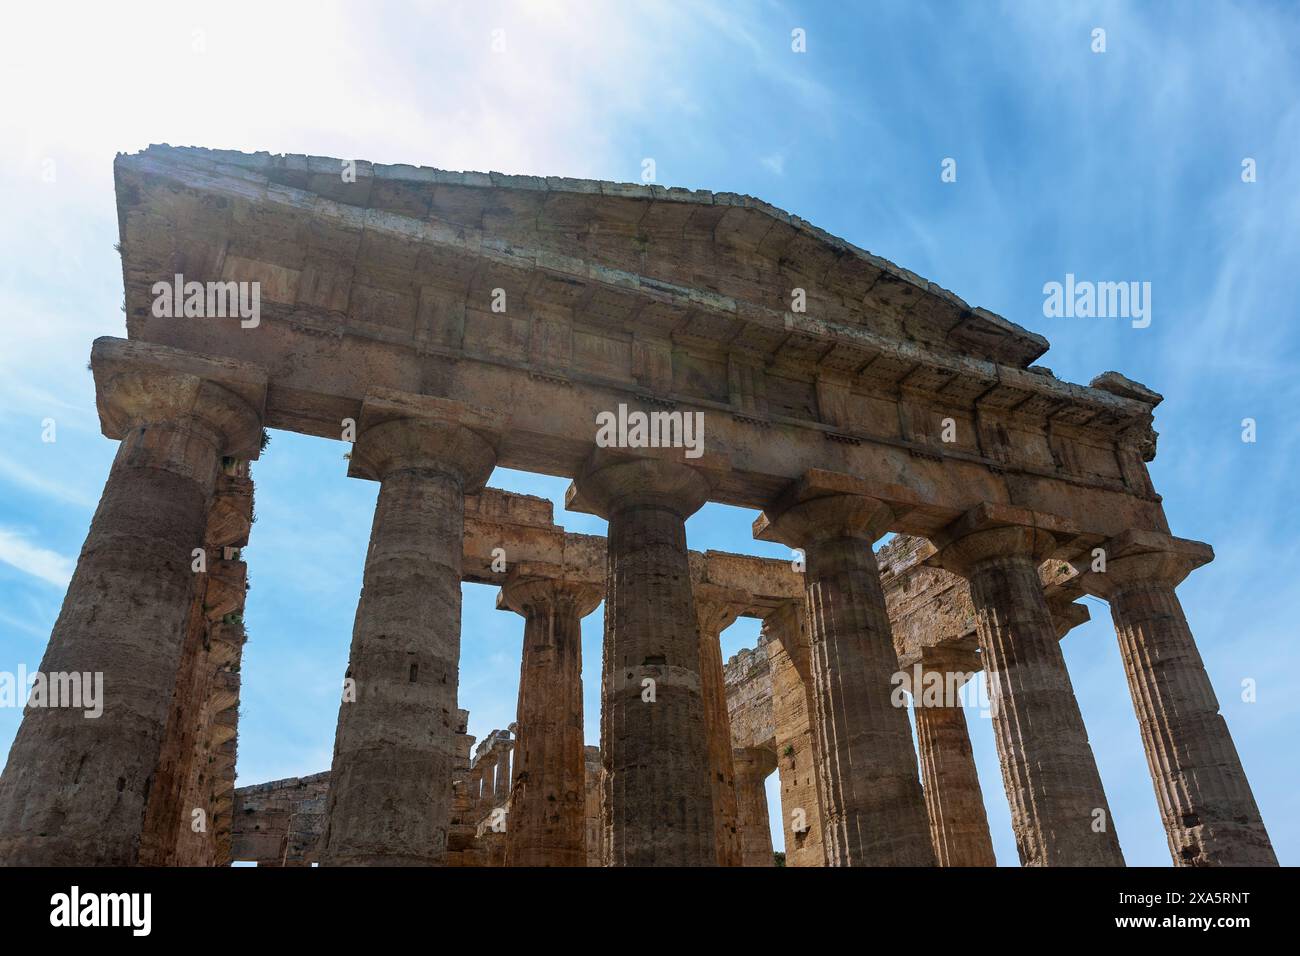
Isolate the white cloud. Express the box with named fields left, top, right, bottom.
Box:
left=0, top=527, right=74, bottom=587
left=760, top=152, right=786, bottom=174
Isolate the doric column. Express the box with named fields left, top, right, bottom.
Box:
left=143, top=459, right=256, bottom=866
left=500, top=575, right=601, bottom=867
left=763, top=605, right=826, bottom=866
left=1080, top=532, right=1276, bottom=866
left=569, top=454, right=718, bottom=866
left=495, top=743, right=512, bottom=804
left=756, top=476, right=934, bottom=866
left=319, top=395, right=497, bottom=866
left=583, top=746, right=604, bottom=866
left=911, top=644, right=996, bottom=867
left=932, top=505, right=1124, bottom=866
left=693, top=592, right=744, bottom=867
left=469, top=762, right=488, bottom=813
left=480, top=759, right=496, bottom=811
left=0, top=339, right=265, bottom=865
left=733, top=747, right=777, bottom=867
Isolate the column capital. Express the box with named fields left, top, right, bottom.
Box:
left=92, top=337, right=267, bottom=460
left=497, top=571, right=602, bottom=619
left=566, top=448, right=724, bottom=519
left=1074, top=530, right=1213, bottom=599
left=347, top=390, right=500, bottom=488
left=693, top=595, right=746, bottom=637
left=754, top=471, right=895, bottom=546
left=927, top=503, right=1070, bottom=578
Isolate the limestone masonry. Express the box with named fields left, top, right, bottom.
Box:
left=0, top=145, right=1275, bottom=866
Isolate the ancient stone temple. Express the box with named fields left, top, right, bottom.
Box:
left=0, top=145, right=1276, bottom=867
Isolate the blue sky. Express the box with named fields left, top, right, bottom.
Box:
left=1, top=0, right=1297, bottom=865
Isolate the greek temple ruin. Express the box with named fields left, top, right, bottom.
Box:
left=0, top=144, right=1277, bottom=867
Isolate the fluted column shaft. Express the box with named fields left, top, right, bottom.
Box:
left=806, top=536, right=934, bottom=865
left=145, top=462, right=255, bottom=867
left=763, top=607, right=827, bottom=866
left=576, top=456, right=717, bottom=866
left=0, top=362, right=261, bottom=866
left=914, top=698, right=996, bottom=866
left=320, top=416, right=495, bottom=866
left=495, top=745, right=512, bottom=803
left=944, top=524, right=1123, bottom=866
left=503, top=579, right=598, bottom=867
left=733, top=747, right=776, bottom=867
left=1088, top=551, right=1276, bottom=866
left=761, top=492, right=934, bottom=866
left=696, top=599, right=742, bottom=866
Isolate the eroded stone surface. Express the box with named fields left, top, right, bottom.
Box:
left=0, top=146, right=1274, bottom=870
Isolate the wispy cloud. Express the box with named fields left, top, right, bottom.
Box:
left=0, top=527, right=74, bottom=587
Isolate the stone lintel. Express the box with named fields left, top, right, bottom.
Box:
left=112, top=147, right=1181, bottom=547
left=91, top=336, right=268, bottom=459
left=352, top=386, right=504, bottom=437
left=916, top=638, right=983, bottom=679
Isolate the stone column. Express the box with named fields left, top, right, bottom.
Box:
left=145, top=459, right=255, bottom=867
left=500, top=576, right=601, bottom=867
left=495, top=743, right=512, bottom=804
left=694, top=595, right=743, bottom=867
left=733, top=747, right=777, bottom=867
left=0, top=342, right=265, bottom=865
left=583, top=747, right=604, bottom=866
left=569, top=455, right=718, bottom=866
left=319, top=407, right=496, bottom=866
left=933, top=507, right=1124, bottom=866
left=911, top=644, right=996, bottom=867
left=763, top=606, right=826, bottom=866
left=476, top=760, right=495, bottom=812
left=1081, top=532, right=1276, bottom=866
left=757, top=479, right=934, bottom=866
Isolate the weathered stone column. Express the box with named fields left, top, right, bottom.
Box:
left=141, top=458, right=255, bottom=867
left=1080, top=532, right=1276, bottom=866
left=0, top=339, right=266, bottom=865
left=495, top=743, right=512, bottom=804
left=756, top=475, right=934, bottom=866
left=932, top=505, right=1124, bottom=866
left=910, top=644, right=996, bottom=867
left=319, top=394, right=497, bottom=866
left=733, top=747, right=777, bottom=867
left=568, top=454, right=718, bottom=866
left=500, top=575, right=601, bottom=867
left=763, top=605, right=827, bottom=866
left=476, top=759, right=495, bottom=812
left=694, top=592, right=744, bottom=867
